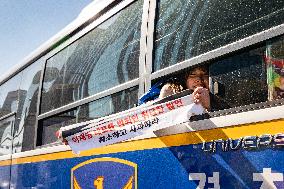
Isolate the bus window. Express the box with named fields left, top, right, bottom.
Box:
left=37, top=87, right=138, bottom=146
left=40, top=0, right=143, bottom=114
left=153, top=0, right=284, bottom=71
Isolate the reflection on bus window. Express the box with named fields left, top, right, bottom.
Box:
left=14, top=60, right=43, bottom=152
left=77, top=87, right=138, bottom=122
left=41, top=0, right=143, bottom=114
left=0, top=59, right=43, bottom=153
left=0, top=117, right=14, bottom=155
left=0, top=74, right=22, bottom=118
left=153, top=0, right=284, bottom=71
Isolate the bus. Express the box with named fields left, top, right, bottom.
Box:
left=0, top=0, right=284, bottom=188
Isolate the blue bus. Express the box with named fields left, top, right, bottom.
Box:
left=0, top=0, right=284, bottom=188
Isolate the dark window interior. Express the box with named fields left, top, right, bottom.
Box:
left=209, top=45, right=267, bottom=109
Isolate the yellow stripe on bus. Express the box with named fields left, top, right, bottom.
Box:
left=0, top=160, right=11, bottom=166
left=0, top=119, right=283, bottom=166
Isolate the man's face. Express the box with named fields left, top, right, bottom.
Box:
left=186, top=68, right=209, bottom=90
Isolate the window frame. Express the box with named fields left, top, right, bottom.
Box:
left=37, top=0, right=146, bottom=118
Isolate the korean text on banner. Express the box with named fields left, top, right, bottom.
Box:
left=60, top=94, right=204, bottom=154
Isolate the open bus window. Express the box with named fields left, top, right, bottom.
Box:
left=149, top=65, right=230, bottom=113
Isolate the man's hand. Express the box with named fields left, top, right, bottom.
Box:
left=193, top=87, right=210, bottom=110
left=55, top=130, right=68, bottom=145
left=159, top=84, right=175, bottom=99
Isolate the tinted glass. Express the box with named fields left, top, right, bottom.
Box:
left=14, top=60, right=43, bottom=152
left=39, top=87, right=138, bottom=145
left=153, top=0, right=284, bottom=71
left=0, top=75, right=22, bottom=118
left=40, top=45, right=77, bottom=114
left=41, top=0, right=143, bottom=113
left=209, top=46, right=267, bottom=110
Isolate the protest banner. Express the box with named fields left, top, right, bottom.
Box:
left=60, top=94, right=204, bottom=154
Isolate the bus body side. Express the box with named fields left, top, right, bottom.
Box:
left=0, top=0, right=284, bottom=188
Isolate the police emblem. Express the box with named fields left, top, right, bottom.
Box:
left=71, top=157, right=137, bottom=189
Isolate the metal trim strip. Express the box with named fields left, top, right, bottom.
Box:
left=138, top=0, right=151, bottom=97
left=144, top=0, right=156, bottom=92
left=34, top=57, right=48, bottom=148
left=0, top=112, right=16, bottom=122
